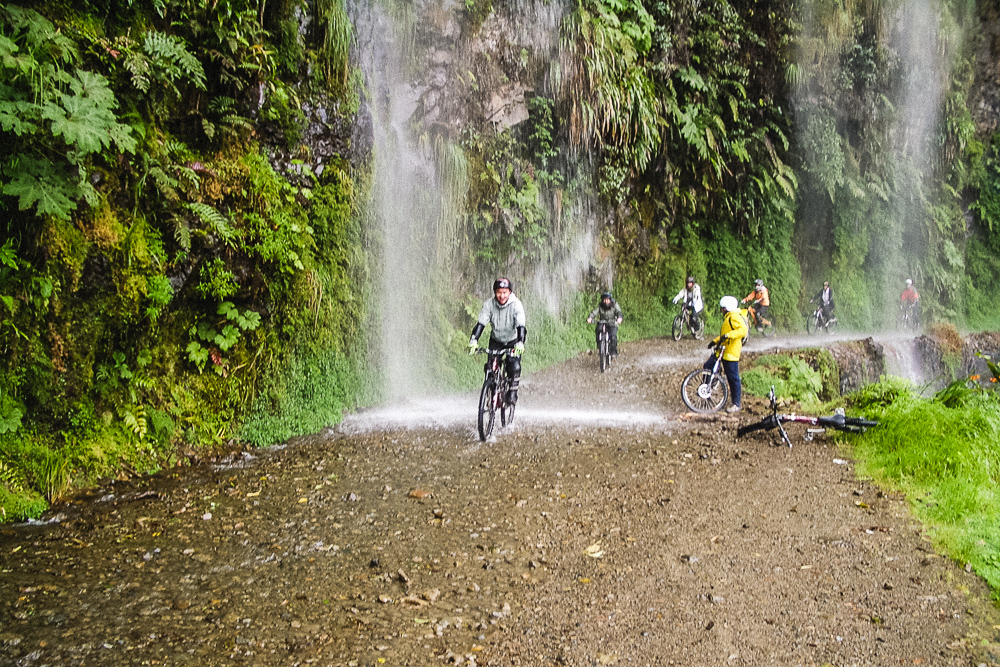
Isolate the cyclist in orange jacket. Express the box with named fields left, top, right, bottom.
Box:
left=741, top=279, right=770, bottom=331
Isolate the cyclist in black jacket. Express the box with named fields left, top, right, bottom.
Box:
left=587, top=292, right=624, bottom=357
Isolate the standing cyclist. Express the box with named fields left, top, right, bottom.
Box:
left=587, top=292, right=624, bottom=358
left=671, top=277, right=704, bottom=329
left=742, top=278, right=770, bottom=331
left=468, top=278, right=527, bottom=404
left=707, top=296, right=749, bottom=413
left=811, top=280, right=835, bottom=325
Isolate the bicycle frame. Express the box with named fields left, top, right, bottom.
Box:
left=737, top=386, right=878, bottom=447
left=475, top=348, right=514, bottom=440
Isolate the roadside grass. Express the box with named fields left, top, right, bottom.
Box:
left=847, top=377, right=1000, bottom=599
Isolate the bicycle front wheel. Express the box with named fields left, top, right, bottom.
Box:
left=805, top=312, right=818, bottom=335
left=681, top=368, right=730, bottom=413
left=692, top=317, right=705, bottom=340
left=478, top=381, right=497, bottom=441
left=599, top=335, right=609, bottom=373
left=671, top=315, right=684, bottom=341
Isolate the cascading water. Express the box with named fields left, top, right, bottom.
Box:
left=350, top=0, right=603, bottom=403
left=350, top=1, right=459, bottom=401
left=794, top=0, right=957, bottom=329
left=884, top=0, right=953, bottom=311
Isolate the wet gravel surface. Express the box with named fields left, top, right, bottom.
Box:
left=2, top=337, right=999, bottom=666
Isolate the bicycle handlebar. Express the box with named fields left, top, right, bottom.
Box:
left=475, top=348, right=509, bottom=356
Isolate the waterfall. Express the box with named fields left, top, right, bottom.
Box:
left=350, top=0, right=601, bottom=402
left=883, top=0, right=952, bottom=313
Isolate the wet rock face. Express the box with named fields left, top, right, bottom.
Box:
left=971, top=3, right=1000, bottom=134
left=962, top=331, right=1000, bottom=378
left=828, top=338, right=886, bottom=395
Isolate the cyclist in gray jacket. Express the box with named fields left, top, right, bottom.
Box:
left=468, top=278, right=527, bottom=404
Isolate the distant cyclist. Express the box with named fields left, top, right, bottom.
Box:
left=811, top=280, right=835, bottom=325
left=741, top=278, right=770, bottom=331
left=468, top=278, right=527, bottom=404
left=671, top=276, right=704, bottom=329
left=900, top=278, right=920, bottom=326
left=707, top=296, right=749, bottom=413
left=587, top=292, right=624, bottom=358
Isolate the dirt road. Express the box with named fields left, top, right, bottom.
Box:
left=2, top=337, right=998, bottom=666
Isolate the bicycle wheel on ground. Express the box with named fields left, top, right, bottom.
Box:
left=824, top=317, right=838, bottom=334
left=671, top=315, right=684, bottom=341
left=680, top=368, right=730, bottom=413
left=761, top=319, right=776, bottom=337
left=599, top=335, right=609, bottom=373
left=477, top=382, right=496, bottom=441
left=692, top=317, right=705, bottom=340
left=805, top=312, right=819, bottom=335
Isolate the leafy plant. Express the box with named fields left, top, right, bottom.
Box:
left=0, top=6, right=136, bottom=220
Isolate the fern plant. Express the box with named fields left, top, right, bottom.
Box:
left=0, top=6, right=136, bottom=220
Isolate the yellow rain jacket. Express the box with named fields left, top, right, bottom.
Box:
left=713, top=309, right=750, bottom=361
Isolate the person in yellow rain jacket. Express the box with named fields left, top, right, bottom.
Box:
left=705, top=296, right=749, bottom=413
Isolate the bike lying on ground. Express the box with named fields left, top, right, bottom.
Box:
left=681, top=343, right=729, bottom=413
left=805, top=302, right=838, bottom=335
left=745, top=302, right=775, bottom=337
left=475, top=348, right=515, bottom=441
left=672, top=305, right=705, bottom=341
left=737, top=386, right=879, bottom=447
left=595, top=321, right=615, bottom=372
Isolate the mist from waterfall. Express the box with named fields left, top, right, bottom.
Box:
left=883, top=0, right=952, bottom=309
left=350, top=0, right=603, bottom=403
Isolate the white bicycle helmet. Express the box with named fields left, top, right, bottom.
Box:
left=905, top=278, right=912, bottom=286
left=719, top=296, right=739, bottom=312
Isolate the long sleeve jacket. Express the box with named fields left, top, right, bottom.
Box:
left=474, top=294, right=527, bottom=344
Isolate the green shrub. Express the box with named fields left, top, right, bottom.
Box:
left=850, top=387, right=1000, bottom=596
left=742, top=354, right=822, bottom=404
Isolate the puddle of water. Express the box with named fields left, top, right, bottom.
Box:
left=338, top=396, right=672, bottom=433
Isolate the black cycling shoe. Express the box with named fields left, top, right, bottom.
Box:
left=506, top=390, right=518, bottom=404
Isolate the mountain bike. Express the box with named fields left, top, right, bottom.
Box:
left=680, top=344, right=729, bottom=413
left=672, top=304, right=705, bottom=341
left=475, top=348, right=515, bottom=441
left=805, top=302, right=837, bottom=335
left=745, top=303, right=775, bottom=337
left=737, top=386, right=879, bottom=447
left=898, top=302, right=920, bottom=331
left=595, top=321, right=614, bottom=372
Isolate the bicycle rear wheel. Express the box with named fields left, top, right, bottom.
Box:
left=681, top=368, right=730, bottom=413
left=477, top=381, right=497, bottom=441
left=671, top=315, right=684, bottom=341
left=761, top=319, right=776, bottom=337
left=824, top=317, right=838, bottom=334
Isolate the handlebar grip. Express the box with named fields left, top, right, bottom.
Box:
left=737, top=415, right=778, bottom=437
left=844, top=417, right=879, bottom=428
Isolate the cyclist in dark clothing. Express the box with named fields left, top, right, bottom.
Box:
left=587, top=292, right=624, bottom=357
left=811, top=281, right=835, bottom=325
